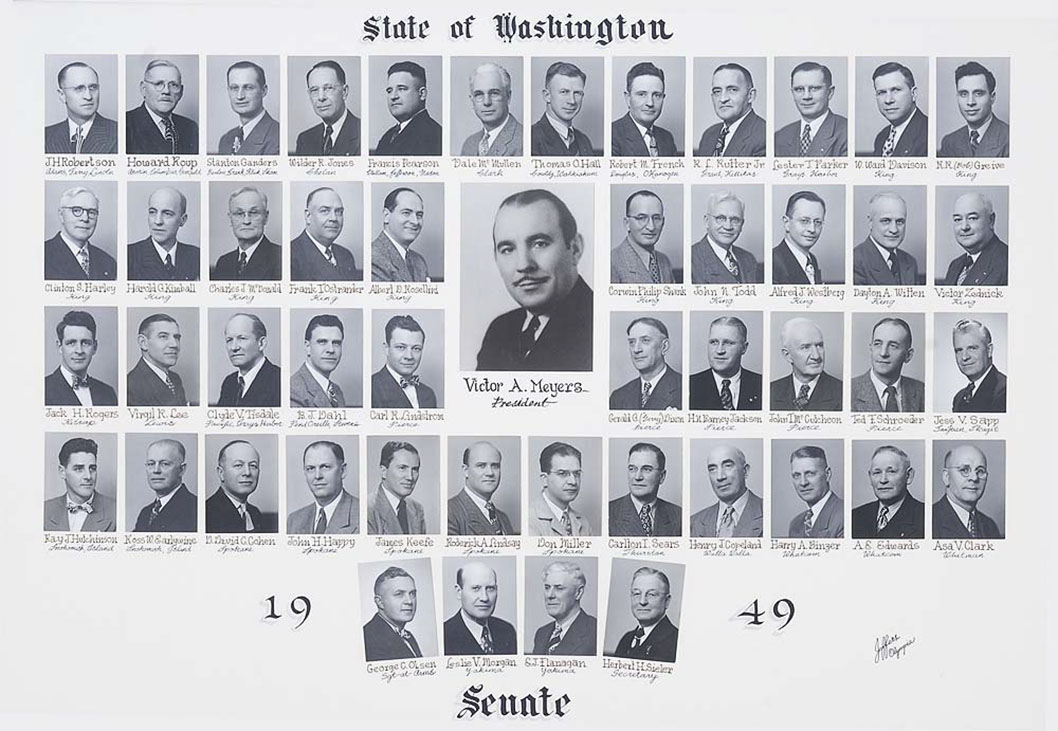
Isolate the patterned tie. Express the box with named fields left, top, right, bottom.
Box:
left=148, top=499, right=163, bottom=528
left=163, top=252, right=175, bottom=276
left=955, top=380, right=975, bottom=411
left=71, top=374, right=88, bottom=390
left=400, top=628, right=422, bottom=657
left=320, top=246, right=336, bottom=268
left=397, top=499, right=410, bottom=534
left=313, top=508, right=328, bottom=535
left=480, top=624, right=494, bottom=654
left=800, top=124, right=812, bottom=156
left=648, top=251, right=661, bottom=284
left=165, top=372, right=178, bottom=397
left=237, top=503, right=254, bottom=531
left=232, top=127, right=243, bottom=153
left=877, top=505, right=890, bottom=532
left=645, top=128, right=658, bottom=157
left=237, top=250, right=248, bottom=276
left=718, top=505, right=735, bottom=537
left=795, top=383, right=811, bottom=410
left=162, top=116, right=177, bottom=153
left=327, top=382, right=340, bottom=408
left=478, top=129, right=490, bottom=156
left=547, top=623, right=563, bottom=654
left=969, top=129, right=980, bottom=154
left=956, top=254, right=973, bottom=285
left=720, top=378, right=734, bottom=410
left=803, top=509, right=814, bottom=537
left=881, top=126, right=897, bottom=157
left=804, top=257, right=817, bottom=284
left=630, top=626, right=645, bottom=649
left=725, top=249, right=742, bottom=281
left=639, top=503, right=653, bottom=536
left=520, top=315, right=541, bottom=360
left=560, top=510, right=571, bottom=536
left=485, top=501, right=503, bottom=534
left=967, top=509, right=978, bottom=538
left=713, top=125, right=729, bottom=156
left=67, top=501, right=93, bottom=514
left=883, top=385, right=899, bottom=412
left=323, top=124, right=334, bottom=154
left=641, top=381, right=653, bottom=408
left=237, top=375, right=246, bottom=403
left=398, top=375, right=420, bottom=389
left=77, top=247, right=91, bottom=276
left=73, top=126, right=84, bottom=154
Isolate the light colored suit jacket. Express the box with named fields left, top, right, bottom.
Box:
left=287, top=490, right=359, bottom=534
left=370, top=232, right=430, bottom=282
left=689, top=490, right=764, bottom=538
left=939, top=116, right=1009, bottom=158
left=527, top=492, right=593, bottom=536
left=460, top=115, right=523, bottom=156
left=367, top=485, right=426, bottom=535
left=788, top=493, right=844, bottom=538
left=850, top=371, right=925, bottom=413
left=610, top=237, right=675, bottom=284
left=44, top=492, right=117, bottom=532
left=290, top=362, right=347, bottom=408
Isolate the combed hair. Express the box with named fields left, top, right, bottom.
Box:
left=629, top=442, right=666, bottom=471
left=498, top=189, right=578, bottom=246
left=626, top=61, right=664, bottom=91
left=790, top=61, right=832, bottom=87
left=626, top=316, right=669, bottom=339
left=374, top=566, right=412, bottom=596
left=790, top=445, right=828, bottom=467
left=228, top=312, right=267, bottom=339
left=227, top=60, right=266, bottom=87
left=306, top=60, right=346, bottom=86
left=539, top=441, right=581, bottom=473
left=304, top=440, right=344, bottom=464
left=138, top=313, right=178, bottom=337
left=709, top=315, right=748, bottom=343
left=872, top=61, right=915, bottom=88
left=955, top=61, right=996, bottom=93
left=381, top=441, right=419, bottom=468
left=542, top=560, right=586, bottom=589
left=714, top=62, right=753, bottom=88
left=785, top=190, right=826, bottom=218
left=545, top=61, right=585, bottom=86
left=56, top=310, right=97, bottom=340
left=631, top=566, right=670, bottom=594
left=387, top=61, right=426, bottom=86
left=304, top=314, right=344, bottom=341
left=59, top=437, right=97, bottom=466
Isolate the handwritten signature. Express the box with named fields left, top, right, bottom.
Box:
left=874, top=633, right=916, bottom=663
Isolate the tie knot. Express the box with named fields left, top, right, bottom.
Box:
left=633, top=626, right=645, bottom=639
left=399, top=375, right=420, bottom=389
left=722, top=378, right=731, bottom=388
left=67, top=501, right=93, bottom=514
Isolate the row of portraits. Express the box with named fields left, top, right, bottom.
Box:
left=46, top=54, right=1011, bottom=158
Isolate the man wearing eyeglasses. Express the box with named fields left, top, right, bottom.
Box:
left=211, top=186, right=281, bottom=281
left=45, top=61, right=117, bottom=154
left=612, top=62, right=677, bottom=157
left=127, top=59, right=199, bottom=155
left=610, top=191, right=674, bottom=284
left=133, top=439, right=197, bottom=533
left=690, top=190, right=762, bottom=284
left=461, top=63, right=523, bottom=157
left=773, top=190, right=827, bottom=285
left=774, top=61, right=847, bottom=157
left=295, top=60, right=361, bottom=156
left=528, top=442, right=595, bottom=537
left=45, top=186, right=117, bottom=281
left=216, top=60, right=280, bottom=156
left=851, top=445, right=924, bottom=539
left=933, top=444, right=1002, bottom=539
left=610, top=567, right=679, bottom=663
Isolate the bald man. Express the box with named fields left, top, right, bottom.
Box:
left=689, top=444, right=763, bottom=538
left=852, top=192, right=920, bottom=286
left=941, top=192, right=1008, bottom=286
left=933, top=444, right=1002, bottom=539
left=448, top=441, right=517, bottom=535
left=443, top=561, right=518, bottom=655
left=216, top=312, right=281, bottom=407
left=770, top=317, right=842, bottom=411
left=128, top=186, right=201, bottom=280
left=205, top=439, right=273, bottom=533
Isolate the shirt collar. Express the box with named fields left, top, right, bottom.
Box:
left=142, top=356, right=172, bottom=381
left=638, top=618, right=664, bottom=640
left=869, top=236, right=897, bottom=264
left=386, top=364, right=416, bottom=388
left=889, top=106, right=918, bottom=141
left=238, top=236, right=263, bottom=258
left=545, top=110, right=574, bottom=144
left=60, top=364, right=88, bottom=388
left=554, top=607, right=581, bottom=635
left=708, top=235, right=736, bottom=261
left=640, top=365, right=668, bottom=391
left=380, top=483, right=403, bottom=512
left=242, top=109, right=267, bottom=137
left=716, top=488, right=751, bottom=531
left=723, top=108, right=752, bottom=137
left=482, top=114, right=511, bottom=147
left=156, top=483, right=183, bottom=508
left=152, top=238, right=178, bottom=262
left=809, top=490, right=833, bottom=518
left=224, top=489, right=248, bottom=509
left=316, top=489, right=344, bottom=520
left=521, top=310, right=551, bottom=340
left=792, top=372, right=821, bottom=397
left=324, top=109, right=348, bottom=140
left=398, top=108, right=426, bottom=133
left=711, top=368, right=742, bottom=390
left=879, top=494, right=905, bottom=522
left=383, top=230, right=408, bottom=260
left=541, top=491, right=568, bottom=521
left=868, top=368, right=902, bottom=401
left=970, top=114, right=993, bottom=140
left=67, top=491, right=96, bottom=509
left=60, top=230, right=89, bottom=255
left=304, top=360, right=332, bottom=391
left=629, top=493, right=656, bottom=514
left=144, top=104, right=171, bottom=135
left=945, top=494, right=974, bottom=526
left=462, top=486, right=492, bottom=518
left=68, top=115, right=97, bottom=139
left=626, top=237, right=654, bottom=268
left=628, top=114, right=655, bottom=142
left=460, top=609, right=489, bottom=643
left=802, top=110, right=831, bottom=139
left=783, top=237, right=812, bottom=269
left=238, top=354, right=267, bottom=383
left=376, top=611, right=407, bottom=634
left=305, top=229, right=337, bottom=257
left=968, top=365, right=994, bottom=392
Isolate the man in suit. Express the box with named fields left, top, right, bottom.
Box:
left=371, top=188, right=431, bottom=282
left=128, top=313, right=191, bottom=407
left=128, top=187, right=200, bottom=281
left=691, top=190, right=762, bottom=284
left=133, top=438, right=197, bottom=532
left=291, top=187, right=361, bottom=281
left=612, top=62, right=677, bottom=157
left=291, top=314, right=349, bottom=408
left=531, top=62, right=598, bottom=156
left=950, top=319, right=1006, bottom=413
left=44, top=438, right=116, bottom=532
left=611, top=567, right=679, bottom=663
left=46, top=310, right=118, bottom=407
left=367, top=441, right=427, bottom=535
left=216, top=60, right=279, bottom=155
left=288, top=441, right=359, bottom=534
left=610, top=317, right=682, bottom=410
left=477, top=189, right=594, bottom=371
left=865, top=62, right=927, bottom=157
left=295, top=60, right=360, bottom=156
left=853, top=192, right=920, bottom=286
left=851, top=445, right=924, bottom=539
left=696, top=63, right=766, bottom=157
left=45, top=186, right=117, bottom=281
left=609, top=443, right=681, bottom=537
left=690, top=444, right=764, bottom=538
left=45, top=62, right=117, bottom=154
left=771, top=317, right=842, bottom=411
left=773, top=190, right=828, bottom=285
left=941, top=192, right=1008, bottom=286
left=852, top=317, right=924, bottom=413
left=939, top=61, right=1009, bottom=158
left=461, top=63, right=523, bottom=156
left=786, top=445, right=844, bottom=538
left=206, top=440, right=273, bottom=533
left=610, top=190, right=675, bottom=284
left=126, top=59, right=198, bottom=155
left=444, top=562, right=517, bottom=655
left=528, top=442, right=594, bottom=537
left=690, top=316, right=762, bottom=411
left=374, top=61, right=441, bottom=156
left=212, top=186, right=281, bottom=281
left=775, top=61, right=848, bottom=157
left=372, top=315, right=438, bottom=409
left=531, top=561, right=597, bottom=656
left=448, top=441, right=516, bottom=536
left=364, top=567, right=424, bottom=661
left=216, top=312, right=281, bottom=407
left=934, top=444, right=1003, bottom=539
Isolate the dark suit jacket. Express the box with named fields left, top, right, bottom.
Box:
left=939, top=116, right=1009, bottom=158
left=447, top=489, right=516, bottom=536
left=295, top=114, right=361, bottom=156
left=371, top=366, right=438, bottom=409
left=44, top=114, right=118, bottom=154
left=690, top=237, right=762, bottom=284
left=205, top=488, right=269, bottom=533
left=953, top=366, right=1006, bottom=413
left=374, top=110, right=442, bottom=156
left=126, top=104, right=199, bottom=155
left=851, top=495, right=924, bottom=539
left=853, top=238, right=920, bottom=286
left=44, top=234, right=117, bottom=281
left=612, top=615, right=678, bottom=663
left=531, top=611, right=597, bottom=656
left=851, top=371, right=924, bottom=413
left=211, top=236, right=282, bottom=281
left=45, top=367, right=117, bottom=407
left=611, top=113, right=677, bottom=157
left=772, top=241, right=822, bottom=285
left=689, top=490, right=764, bottom=538
left=460, top=115, right=524, bottom=156
left=287, top=490, right=359, bottom=534
left=932, top=496, right=1002, bottom=539
left=770, top=372, right=843, bottom=411
left=290, top=362, right=346, bottom=409
left=775, top=112, right=848, bottom=157
left=788, top=493, right=844, bottom=538
left=444, top=612, right=517, bottom=656
left=689, top=368, right=763, bottom=411
left=290, top=230, right=361, bottom=281
left=610, top=237, right=675, bottom=284
left=941, top=236, right=1008, bottom=286
left=44, top=492, right=117, bottom=532
left=134, top=484, right=197, bottom=533
left=370, top=232, right=430, bottom=282
left=609, top=367, right=681, bottom=410
left=477, top=277, right=593, bottom=372
left=530, top=114, right=598, bottom=156
left=217, top=111, right=280, bottom=155
left=697, top=110, right=767, bottom=157
left=608, top=495, right=682, bottom=537
left=127, top=238, right=200, bottom=281
left=363, top=613, right=422, bottom=662
left=869, top=108, right=928, bottom=157
left=217, top=359, right=281, bottom=407
left=127, top=357, right=189, bottom=407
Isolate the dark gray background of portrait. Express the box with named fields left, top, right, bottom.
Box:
left=530, top=56, right=605, bottom=155
left=931, top=439, right=1006, bottom=534
left=45, top=180, right=118, bottom=261
left=770, top=438, right=845, bottom=538
left=603, top=558, right=685, bottom=656
left=369, top=182, right=445, bottom=281
left=523, top=555, right=599, bottom=655
left=934, top=185, right=1009, bottom=283
left=849, top=312, right=926, bottom=385
left=127, top=180, right=202, bottom=248
left=203, top=433, right=279, bottom=514
left=288, top=308, right=364, bottom=408
left=687, top=438, right=765, bottom=516
left=850, top=439, right=926, bottom=510
left=610, top=57, right=687, bottom=156
left=289, top=181, right=364, bottom=271
left=286, top=56, right=362, bottom=152
left=365, top=434, right=442, bottom=534
left=285, top=434, right=360, bottom=527
left=125, top=55, right=201, bottom=123
left=45, top=306, right=119, bottom=396
left=689, top=183, right=766, bottom=264
left=367, top=55, right=443, bottom=154
left=459, top=182, right=596, bottom=369
left=124, top=432, right=198, bottom=531
left=208, top=180, right=284, bottom=272
left=449, top=56, right=525, bottom=155
left=44, top=55, right=119, bottom=127
left=852, top=185, right=927, bottom=282
left=606, top=436, right=683, bottom=508
left=933, top=311, right=1008, bottom=413
left=688, top=310, right=764, bottom=376
left=126, top=307, right=201, bottom=406
left=206, top=307, right=282, bottom=407
left=527, top=436, right=603, bottom=536
left=608, top=310, right=684, bottom=395
left=206, top=55, right=281, bottom=155
left=446, top=435, right=522, bottom=533
left=774, top=57, right=850, bottom=131
left=44, top=432, right=118, bottom=501
left=692, top=57, right=768, bottom=154
left=370, top=308, right=445, bottom=408
left=357, top=557, right=438, bottom=659
left=440, top=555, right=519, bottom=637
left=936, top=57, right=1011, bottom=152
left=771, top=184, right=847, bottom=284
left=769, top=310, right=845, bottom=381
left=609, top=183, right=684, bottom=282
left=853, top=57, right=930, bottom=156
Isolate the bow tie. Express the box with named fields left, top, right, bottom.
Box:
left=399, top=375, right=420, bottom=389
left=70, top=374, right=89, bottom=389
left=67, top=500, right=94, bottom=514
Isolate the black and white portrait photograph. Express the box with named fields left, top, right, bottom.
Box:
left=288, top=56, right=362, bottom=156
left=44, top=55, right=118, bottom=154
left=688, top=438, right=765, bottom=538
left=852, top=185, right=927, bottom=286
left=43, top=433, right=118, bottom=532
left=934, top=312, right=1007, bottom=414
left=289, top=309, right=363, bottom=409
left=524, top=556, right=599, bottom=656
left=206, top=55, right=280, bottom=155
left=204, top=434, right=279, bottom=534
left=370, top=309, right=444, bottom=409
left=609, top=184, right=683, bottom=284
left=126, top=308, right=200, bottom=407
left=529, top=56, right=604, bottom=157
left=451, top=56, right=525, bottom=157
left=937, top=57, right=1010, bottom=158
left=207, top=308, right=282, bottom=408
left=125, top=55, right=200, bottom=155
left=771, top=185, right=846, bottom=285
left=850, top=313, right=925, bottom=414
left=771, top=439, right=845, bottom=539
left=286, top=435, right=360, bottom=535
left=126, top=181, right=201, bottom=281
left=934, top=185, right=1009, bottom=286
left=607, top=437, right=682, bottom=537
left=850, top=440, right=926, bottom=540
left=688, top=311, right=763, bottom=412
left=693, top=57, right=767, bottom=157
left=446, top=436, right=521, bottom=536
left=526, top=436, right=602, bottom=537
left=359, top=558, right=438, bottom=661
left=368, top=56, right=442, bottom=156
left=689, top=184, right=765, bottom=284
left=770, top=312, right=844, bottom=411
left=124, top=433, right=198, bottom=533
left=442, top=556, right=518, bottom=656
left=365, top=436, right=441, bottom=535
left=44, top=181, right=117, bottom=281
left=369, top=182, right=444, bottom=283
left=854, top=57, right=929, bottom=157
left=609, top=312, right=683, bottom=411
left=603, top=558, right=684, bottom=663
left=931, top=440, right=1005, bottom=539
left=44, top=306, right=118, bottom=407
left=773, top=57, right=848, bottom=157
left=289, top=181, right=364, bottom=282
left=610, top=57, right=685, bottom=157
left=208, top=181, right=283, bottom=281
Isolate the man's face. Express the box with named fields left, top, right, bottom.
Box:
left=140, top=319, right=182, bottom=369
left=942, top=445, right=988, bottom=510
left=626, top=321, right=668, bottom=376
left=383, top=191, right=424, bottom=247
left=224, top=314, right=265, bottom=370
left=705, top=198, right=745, bottom=248
left=217, top=442, right=260, bottom=500
left=625, top=73, right=665, bottom=127
left=302, top=444, right=345, bottom=504
left=227, top=66, right=266, bottom=119
left=956, top=74, right=995, bottom=126
left=782, top=321, right=826, bottom=380
left=228, top=190, right=268, bottom=246
left=306, top=66, right=347, bottom=123
left=493, top=200, right=582, bottom=315
left=305, top=325, right=343, bottom=375
left=790, top=68, right=833, bottom=121
left=711, top=68, right=754, bottom=122
left=145, top=441, right=185, bottom=495
left=59, top=190, right=99, bottom=245
left=626, top=449, right=666, bottom=502
left=386, top=71, right=426, bottom=122
left=141, top=64, right=183, bottom=116
left=630, top=573, right=670, bottom=627
left=707, top=322, right=748, bottom=378
left=952, top=194, right=995, bottom=255
left=59, top=66, right=100, bottom=122
left=868, top=450, right=912, bottom=506
left=470, top=68, right=511, bottom=129
left=542, top=453, right=582, bottom=509
left=870, top=321, right=912, bottom=381
left=783, top=199, right=826, bottom=251
left=873, top=71, right=916, bottom=125
left=305, top=189, right=344, bottom=246
left=457, top=564, right=498, bottom=621
left=464, top=442, right=502, bottom=500
left=706, top=445, right=749, bottom=504
left=375, top=576, right=417, bottom=626
left=543, top=74, right=585, bottom=124
left=791, top=456, right=831, bottom=506
left=381, top=449, right=420, bottom=498
left=384, top=327, right=424, bottom=378
left=542, top=569, right=583, bottom=622
left=147, top=188, right=187, bottom=248
left=58, top=324, right=97, bottom=375
left=867, top=196, right=906, bottom=251
left=953, top=329, right=993, bottom=381
left=61, top=451, right=98, bottom=502
left=624, top=194, right=664, bottom=249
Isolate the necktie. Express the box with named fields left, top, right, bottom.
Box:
left=485, top=501, right=503, bottom=534
left=969, top=129, right=980, bottom=154
left=163, top=252, right=175, bottom=276
left=883, top=385, right=899, bottom=412
left=718, top=505, right=735, bottom=537
left=725, top=249, right=742, bottom=281
left=547, top=623, right=563, bottom=654
left=327, top=382, right=340, bottom=408
left=400, top=628, right=422, bottom=657
left=956, top=254, right=973, bottom=285
left=77, top=247, right=90, bottom=276
left=560, top=510, right=571, bottom=536
left=165, top=372, right=178, bottom=397
left=887, top=253, right=901, bottom=284
left=967, top=509, right=978, bottom=538
left=478, top=129, right=490, bottom=156
left=800, top=124, right=812, bottom=156
left=73, top=126, right=84, bottom=154
left=645, top=128, right=658, bottom=157
left=162, top=116, right=177, bottom=153
left=232, top=127, right=243, bottom=153
left=520, top=315, right=541, bottom=360
left=713, top=125, right=729, bottom=156
left=639, top=503, right=654, bottom=536
left=877, top=505, right=890, bottom=532
left=804, top=257, right=817, bottom=284
left=323, top=124, right=334, bottom=154
left=480, top=624, right=494, bottom=654
left=71, top=374, right=88, bottom=390
left=641, top=381, right=653, bottom=408
left=398, top=375, right=420, bottom=389
left=803, top=509, right=814, bottom=537
left=955, top=380, right=975, bottom=411
left=630, top=626, right=645, bottom=649
left=148, top=499, right=163, bottom=528
left=881, top=126, right=897, bottom=157
left=720, top=378, right=734, bottom=410
left=397, top=499, right=410, bottom=534
left=237, top=503, right=254, bottom=531
left=237, top=375, right=246, bottom=403
left=795, top=383, right=811, bottom=410
left=384, top=125, right=402, bottom=148
left=324, top=246, right=337, bottom=267
left=67, top=501, right=93, bottom=514
left=314, top=508, right=328, bottom=535
left=648, top=251, right=661, bottom=283
left=237, top=251, right=248, bottom=276
left=566, top=127, right=581, bottom=155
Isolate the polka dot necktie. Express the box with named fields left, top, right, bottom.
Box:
left=648, top=252, right=661, bottom=284
left=639, top=504, right=653, bottom=536
left=881, top=126, right=897, bottom=157
left=165, top=372, right=178, bottom=397
left=480, top=624, right=494, bottom=654
left=77, top=247, right=91, bottom=276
